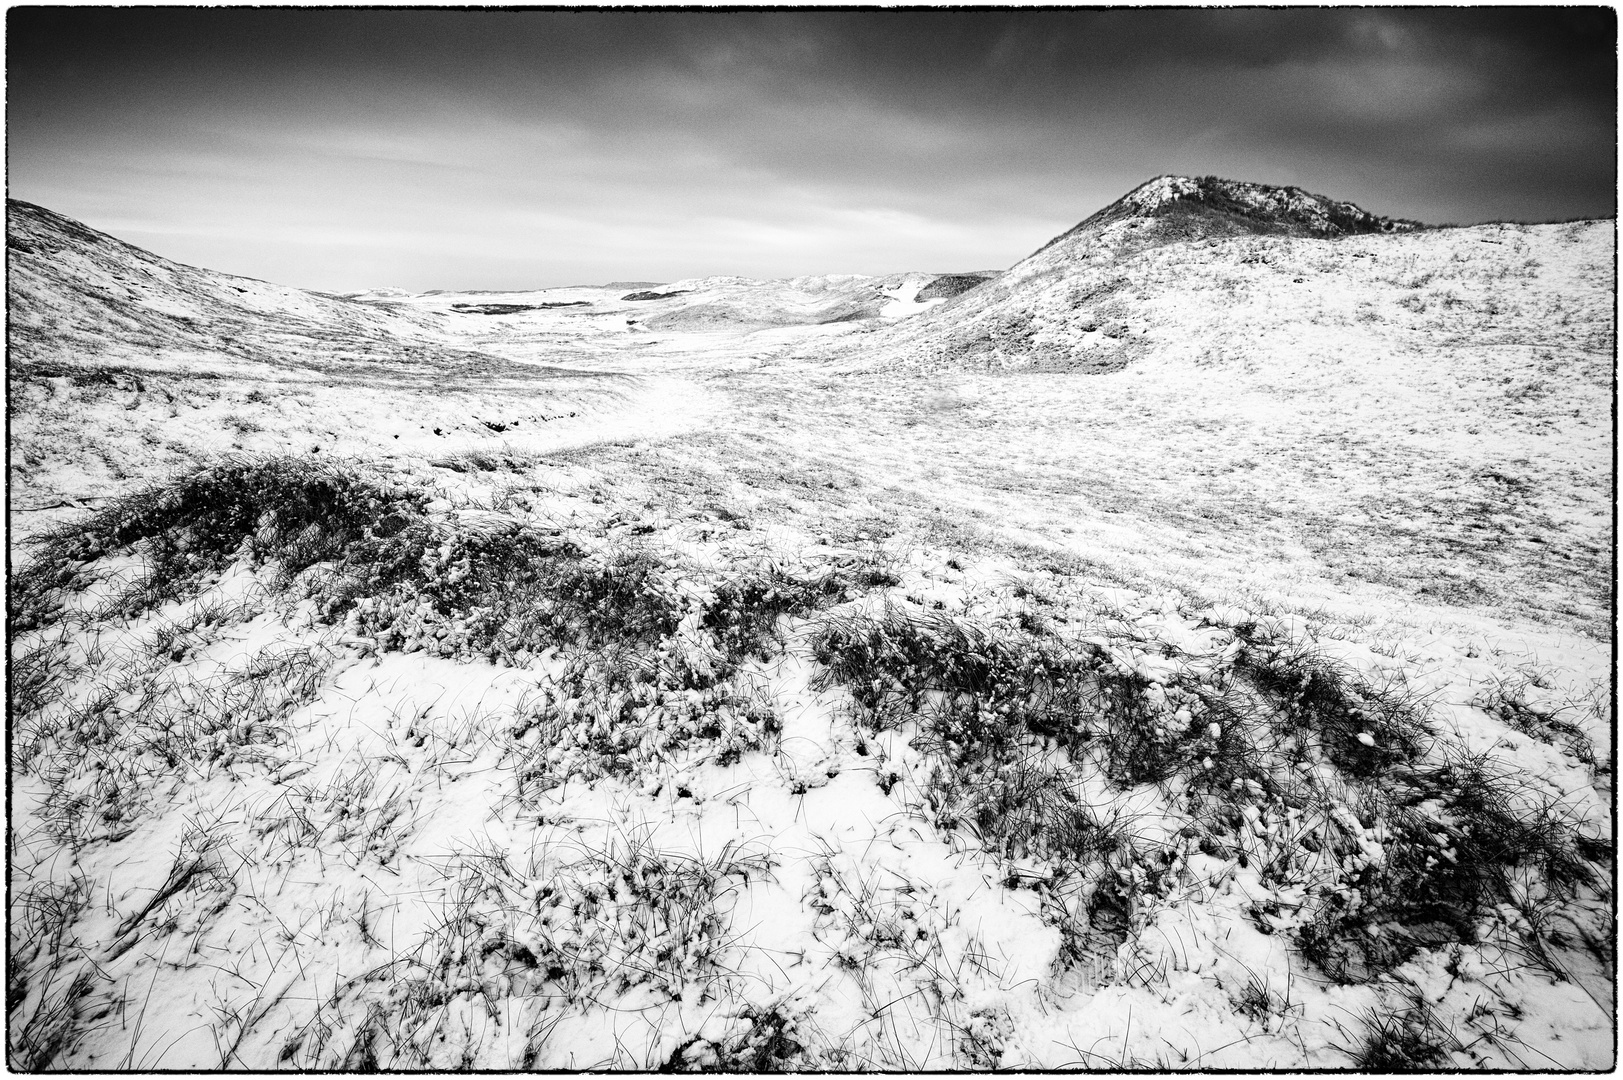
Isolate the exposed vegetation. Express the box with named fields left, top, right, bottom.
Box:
left=10, top=451, right=1610, bottom=1071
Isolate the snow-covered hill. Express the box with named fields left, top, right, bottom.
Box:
left=6, top=201, right=469, bottom=375
left=841, top=175, right=1602, bottom=375
left=812, top=177, right=1614, bottom=640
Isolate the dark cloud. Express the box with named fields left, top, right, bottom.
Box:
left=7, top=8, right=1614, bottom=290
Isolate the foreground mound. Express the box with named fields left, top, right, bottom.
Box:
left=9, top=459, right=1611, bottom=1069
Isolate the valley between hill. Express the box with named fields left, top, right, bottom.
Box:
left=8, top=180, right=1615, bottom=1069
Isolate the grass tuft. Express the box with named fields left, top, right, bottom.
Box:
left=662, top=1002, right=808, bottom=1071
left=701, top=560, right=848, bottom=664
left=1233, top=637, right=1433, bottom=778
left=1295, top=742, right=1605, bottom=983
left=1345, top=992, right=1460, bottom=1069
left=9, top=634, right=75, bottom=720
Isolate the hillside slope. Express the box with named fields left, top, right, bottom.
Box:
left=6, top=200, right=502, bottom=376
left=844, top=175, right=1447, bottom=372
left=812, top=179, right=1613, bottom=631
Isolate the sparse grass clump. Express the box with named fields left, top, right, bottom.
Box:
left=429, top=448, right=546, bottom=474
left=1228, top=966, right=1295, bottom=1030
left=1297, top=744, right=1607, bottom=982
left=9, top=969, right=93, bottom=1072
left=24, top=638, right=338, bottom=846
left=663, top=1002, right=808, bottom=1072
left=1471, top=677, right=1597, bottom=766
left=504, top=651, right=782, bottom=801
left=701, top=561, right=848, bottom=663
left=284, top=831, right=774, bottom=1069
left=1231, top=636, right=1433, bottom=778
left=1343, top=993, right=1460, bottom=1069
left=8, top=874, right=92, bottom=1064
left=9, top=634, right=74, bottom=720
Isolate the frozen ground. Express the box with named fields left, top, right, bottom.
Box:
left=7, top=189, right=1615, bottom=1069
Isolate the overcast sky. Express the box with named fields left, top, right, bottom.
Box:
left=8, top=8, right=1616, bottom=292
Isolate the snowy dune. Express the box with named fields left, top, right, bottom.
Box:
left=7, top=180, right=1615, bottom=1070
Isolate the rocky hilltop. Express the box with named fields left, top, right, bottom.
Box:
left=1037, top=174, right=1422, bottom=258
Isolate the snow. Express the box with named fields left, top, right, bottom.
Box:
left=878, top=276, right=947, bottom=319
left=7, top=191, right=1615, bottom=1070
left=1123, top=174, right=1205, bottom=212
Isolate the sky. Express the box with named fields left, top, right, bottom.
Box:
left=7, top=8, right=1617, bottom=292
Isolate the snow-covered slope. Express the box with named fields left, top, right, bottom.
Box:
left=816, top=175, right=1613, bottom=641
left=6, top=200, right=478, bottom=375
